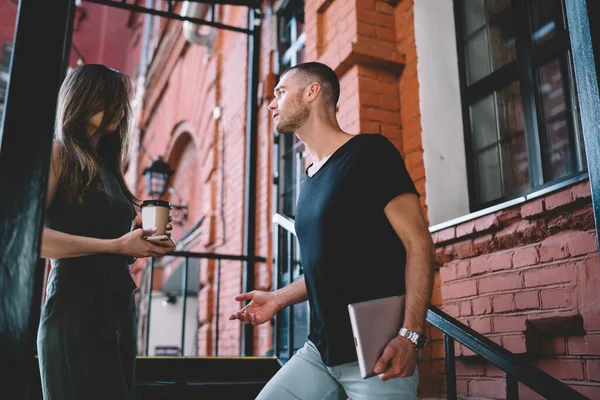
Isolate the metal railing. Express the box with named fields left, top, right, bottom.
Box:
left=271, top=213, right=307, bottom=361
left=138, top=251, right=266, bottom=357
left=272, top=213, right=589, bottom=400
left=427, top=307, right=587, bottom=400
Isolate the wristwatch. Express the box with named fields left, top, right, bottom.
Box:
left=398, top=327, right=427, bottom=350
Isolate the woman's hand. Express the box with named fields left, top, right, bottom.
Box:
left=114, top=228, right=173, bottom=258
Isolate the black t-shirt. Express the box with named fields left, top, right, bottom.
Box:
left=295, top=133, right=419, bottom=367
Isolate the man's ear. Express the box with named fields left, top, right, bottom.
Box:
left=305, top=82, right=322, bottom=104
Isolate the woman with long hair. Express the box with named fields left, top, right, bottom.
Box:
left=37, top=64, right=173, bottom=400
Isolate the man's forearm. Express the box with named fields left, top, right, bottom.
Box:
left=273, top=277, right=308, bottom=311
left=402, top=242, right=435, bottom=333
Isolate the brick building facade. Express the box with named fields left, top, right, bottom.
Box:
left=132, top=0, right=431, bottom=360
left=431, top=181, right=599, bottom=399
left=132, top=0, right=600, bottom=398
left=0, top=0, right=142, bottom=79
left=129, top=0, right=600, bottom=398
left=3, top=0, right=599, bottom=398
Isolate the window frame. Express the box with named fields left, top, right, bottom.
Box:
left=273, top=0, right=309, bottom=361
left=454, top=0, right=587, bottom=211
left=274, top=0, right=306, bottom=220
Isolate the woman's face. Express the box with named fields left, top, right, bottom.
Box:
left=87, top=110, right=124, bottom=135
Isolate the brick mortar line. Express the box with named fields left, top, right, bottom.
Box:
left=437, top=232, right=597, bottom=261
left=460, top=377, right=598, bottom=383
left=442, top=305, right=578, bottom=318
left=445, top=281, right=574, bottom=299
left=433, top=199, right=595, bottom=247
left=442, top=253, right=592, bottom=279
left=442, top=284, right=574, bottom=302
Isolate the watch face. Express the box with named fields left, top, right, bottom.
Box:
left=416, top=335, right=427, bottom=349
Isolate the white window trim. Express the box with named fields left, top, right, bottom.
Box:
left=429, top=173, right=589, bottom=233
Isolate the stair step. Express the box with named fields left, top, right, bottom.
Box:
left=134, top=357, right=280, bottom=399
left=136, top=356, right=281, bottom=383
left=135, top=381, right=267, bottom=399
left=29, top=357, right=280, bottom=399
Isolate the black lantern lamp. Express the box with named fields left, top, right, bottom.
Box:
left=143, top=156, right=188, bottom=225
left=143, top=156, right=173, bottom=198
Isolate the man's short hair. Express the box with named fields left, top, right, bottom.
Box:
left=282, top=62, right=340, bottom=111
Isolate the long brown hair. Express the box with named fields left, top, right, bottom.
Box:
left=53, top=64, right=139, bottom=206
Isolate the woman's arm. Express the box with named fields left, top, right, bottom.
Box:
left=41, top=228, right=120, bottom=259
left=40, top=143, right=171, bottom=259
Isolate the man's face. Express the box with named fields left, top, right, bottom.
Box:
left=268, top=71, right=309, bottom=134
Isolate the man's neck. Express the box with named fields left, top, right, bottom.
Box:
left=295, top=120, right=353, bottom=164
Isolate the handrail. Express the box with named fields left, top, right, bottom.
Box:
left=170, top=251, right=267, bottom=263
left=271, top=212, right=301, bottom=360
left=427, top=307, right=587, bottom=400
left=141, top=251, right=267, bottom=357
left=272, top=213, right=295, bottom=236
left=272, top=213, right=589, bottom=400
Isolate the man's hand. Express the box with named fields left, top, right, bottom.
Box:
left=228, top=290, right=282, bottom=326
left=373, top=336, right=417, bottom=381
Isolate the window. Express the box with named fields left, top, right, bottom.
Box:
left=277, top=0, right=306, bottom=222
left=456, top=0, right=586, bottom=210
left=273, top=0, right=308, bottom=360
left=278, top=0, right=305, bottom=70
left=276, top=0, right=306, bottom=220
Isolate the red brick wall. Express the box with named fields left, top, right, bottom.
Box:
left=304, top=0, right=426, bottom=207
left=133, top=0, right=433, bottom=357
left=0, top=0, right=142, bottom=76
left=165, top=131, right=200, bottom=242
left=130, top=3, right=600, bottom=400
left=68, top=3, right=143, bottom=77
left=254, top=4, right=276, bottom=356
left=134, top=5, right=269, bottom=356
left=305, top=1, right=439, bottom=393
left=430, top=181, right=600, bottom=399
left=133, top=0, right=429, bottom=359
left=6, top=0, right=598, bottom=396
left=394, top=0, right=426, bottom=216
left=215, top=5, right=251, bottom=357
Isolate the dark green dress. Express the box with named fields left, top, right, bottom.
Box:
left=37, top=161, right=138, bottom=400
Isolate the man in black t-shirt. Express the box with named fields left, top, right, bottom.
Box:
left=230, top=62, right=434, bottom=399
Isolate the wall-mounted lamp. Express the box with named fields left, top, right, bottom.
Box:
left=142, top=156, right=188, bottom=225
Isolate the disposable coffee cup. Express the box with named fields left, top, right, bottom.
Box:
left=141, top=200, right=171, bottom=240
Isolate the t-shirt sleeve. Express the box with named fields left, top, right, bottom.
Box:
left=367, top=135, right=419, bottom=208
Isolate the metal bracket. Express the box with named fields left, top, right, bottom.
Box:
left=166, top=0, right=174, bottom=13
left=83, top=0, right=259, bottom=35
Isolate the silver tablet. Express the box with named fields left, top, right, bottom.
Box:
left=348, top=295, right=405, bottom=379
